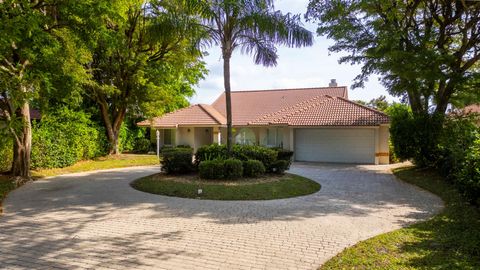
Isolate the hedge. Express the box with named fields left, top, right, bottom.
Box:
left=31, top=108, right=109, bottom=169
left=243, top=160, right=265, bottom=177
left=388, top=105, right=480, bottom=205
left=199, top=159, right=225, bottom=179
left=160, top=146, right=193, bottom=174
left=195, top=144, right=278, bottom=171
left=224, top=159, right=243, bottom=179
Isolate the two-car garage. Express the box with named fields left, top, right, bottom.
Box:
left=294, top=128, right=376, bottom=164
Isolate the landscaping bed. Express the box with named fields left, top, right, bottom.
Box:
left=131, top=172, right=320, bottom=200
left=320, top=167, right=480, bottom=270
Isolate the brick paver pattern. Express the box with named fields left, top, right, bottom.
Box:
left=0, top=163, right=442, bottom=270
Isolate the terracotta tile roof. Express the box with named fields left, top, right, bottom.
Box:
left=250, top=96, right=389, bottom=126
left=137, top=104, right=226, bottom=127
left=212, top=86, right=348, bottom=126
left=139, top=86, right=390, bottom=128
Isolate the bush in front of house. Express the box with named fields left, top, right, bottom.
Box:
left=243, top=160, right=266, bottom=177
left=275, top=149, right=294, bottom=169
left=232, top=145, right=277, bottom=171
left=194, top=144, right=228, bottom=166
left=199, top=159, right=225, bottom=179
left=160, top=147, right=193, bottom=174
left=224, top=158, right=243, bottom=179
left=271, top=159, right=289, bottom=174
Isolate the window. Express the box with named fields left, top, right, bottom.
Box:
left=266, top=128, right=283, bottom=147
left=234, top=128, right=256, bottom=145
left=163, top=129, right=175, bottom=145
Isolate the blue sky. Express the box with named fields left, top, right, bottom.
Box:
left=189, top=0, right=397, bottom=105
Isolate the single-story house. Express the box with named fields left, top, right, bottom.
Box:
left=138, top=84, right=390, bottom=164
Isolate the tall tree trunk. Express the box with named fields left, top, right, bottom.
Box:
left=98, top=99, right=126, bottom=155
left=11, top=101, right=32, bottom=177
left=223, top=52, right=233, bottom=155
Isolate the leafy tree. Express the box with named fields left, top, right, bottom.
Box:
left=200, top=0, right=313, bottom=154
left=87, top=0, right=206, bottom=154
left=354, top=95, right=390, bottom=111
left=0, top=0, right=94, bottom=176
left=307, top=0, right=480, bottom=116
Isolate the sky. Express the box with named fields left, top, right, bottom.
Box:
left=189, top=0, right=397, bottom=105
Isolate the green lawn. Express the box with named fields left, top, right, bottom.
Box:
left=131, top=173, right=321, bottom=200
left=32, top=154, right=159, bottom=177
left=320, top=167, right=480, bottom=270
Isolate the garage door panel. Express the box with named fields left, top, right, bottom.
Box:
left=295, top=128, right=375, bottom=164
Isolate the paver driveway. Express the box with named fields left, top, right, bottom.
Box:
left=0, top=163, right=442, bottom=270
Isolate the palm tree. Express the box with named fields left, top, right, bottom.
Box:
left=201, top=0, right=313, bottom=154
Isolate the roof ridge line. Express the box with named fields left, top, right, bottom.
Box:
left=198, top=104, right=224, bottom=125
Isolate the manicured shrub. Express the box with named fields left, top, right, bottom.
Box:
left=160, top=147, right=193, bottom=174
left=271, top=160, right=289, bottom=174
left=194, top=144, right=227, bottom=166
left=199, top=159, right=225, bottom=179
left=232, top=145, right=277, bottom=171
left=224, top=159, right=243, bottom=179
left=243, top=160, right=265, bottom=177
left=275, top=149, right=294, bottom=169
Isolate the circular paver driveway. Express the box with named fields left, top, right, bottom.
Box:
left=0, top=163, right=442, bottom=270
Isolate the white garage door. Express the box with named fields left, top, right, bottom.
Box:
left=295, top=128, right=375, bottom=164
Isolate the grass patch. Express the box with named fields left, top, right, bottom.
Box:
left=320, top=167, right=480, bottom=270
left=131, top=173, right=321, bottom=200
left=32, top=154, right=159, bottom=177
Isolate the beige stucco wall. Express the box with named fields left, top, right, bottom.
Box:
left=194, top=127, right=213, bottom=152
left=176, top=127, right=194, bottom=147
left=378, top=125, right=390, bottom=164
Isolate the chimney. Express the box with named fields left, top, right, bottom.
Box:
left=329, top=79, right=337, bottom=87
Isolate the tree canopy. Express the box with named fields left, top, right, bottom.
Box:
left=307, top=0, right=480, bottom=115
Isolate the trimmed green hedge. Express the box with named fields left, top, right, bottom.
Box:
left=160, top=146, right=193, bottom=174
left=195, top=144, right=281, bottom=171
left=224, top=159, right=243, bottom=179
left=243, top=160, right=265, bottom=177
left=199, top=159, right=225, bottom=179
